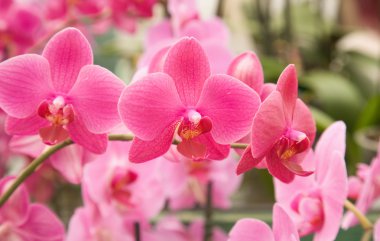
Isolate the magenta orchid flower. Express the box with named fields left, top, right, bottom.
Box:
left=0, top=27, right=125, bottom=154
left=228, top=203, right=300, bottom=241
left=161, top=148, right=242, bottom=210
left=119, top=37, right=260, bottom=163
left=342, top=142, right=380, bottom=229
left=0, top=176, right=64, bottom=240
left=109, top=0, right=157, bottom=33
left=82, top=141, right=166, bottom=221
left=0, top=1, right=44, bottom=59
left=275, top=121, right=348, bottom=241
left=154, top=216, right=228, bottom=241
left=236, top=64, right=316, bottom=183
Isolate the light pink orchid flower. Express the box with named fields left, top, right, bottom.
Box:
left=82, top=141, right=166, bottom=221
left=161, top=148, right=242, bottom=210
left=237, top=64, right=316, bottom=183
left=140, top=0, right=232, bottom=74
left=0, top=27, right=125, bottom=154
left=342, top=142, right=380, bottom=229
left=0, top=176, right=65, bottom=240
left=228, top=203, right=300, bottom=241
left=119, top=37, right=260, bottom=163
left=275, top=121, right=348, bottom=241
left=67, top=204, right=134, bottom=241
left=154, top=216, right=227, bottom=241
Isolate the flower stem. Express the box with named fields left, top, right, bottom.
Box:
left=0, top=135, right=248, bottom=207
left=0, top=139, right=73, bottom=207
left=344, top=200, right=373, bottom=230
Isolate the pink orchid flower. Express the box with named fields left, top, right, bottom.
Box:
left=341, top=142, right=380, bottom=229
left=67, top=204, right=134, bottom=241
left=0, top=0, right=44, bottom=59
left=227, top=51, right=275, bottom=159
left=236, top=64, right=316, bottom=183
left=161, top=148, right=242, bottom=210
left=82, top=141, right=166, bottom=221
left=154, top=216, right=227, bottom=241
left=119, top=37, right=260, bottom=163
left=0, top=27, right=125, bottom=154
left=229, top=203, right=300, bottom=241
left=275, top=121, right=348, bottom=241
left=0, top=176, right=65, bottom=240
left=109, top=0, right=157, bottom=33
left=140, top=0, right=232, bottom=74
left=227, top=51, right=276, bottom=100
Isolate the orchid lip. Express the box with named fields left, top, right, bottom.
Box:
left=37, top=96, right=74, bottom=145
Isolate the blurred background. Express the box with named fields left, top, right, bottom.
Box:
left=1, top=0, right=379, bottom=240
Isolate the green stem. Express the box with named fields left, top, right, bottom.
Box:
left=0, top=139, right=74, bottom=207
left=0, top=135, right=248, bottom=207
left=344, top=200, right=373, bottom=230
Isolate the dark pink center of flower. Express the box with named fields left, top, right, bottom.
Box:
left=273, top=129, right=312, bottom=176
left=291, top=191, right=324, bottom=236
left=38, top=96, right=74, bottom=145
left=110, top=169, right=138, bottom=207
left=177, top=110, right=212, bottom=160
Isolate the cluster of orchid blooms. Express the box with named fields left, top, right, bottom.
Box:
left=0, top=0, right=379, bottom=241
left=0, top=0, right=156, bottom=60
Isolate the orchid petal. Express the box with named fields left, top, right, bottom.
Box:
left=49, top=145, right=89, bottom=184
left=67, top=116, right=107, bottom=154
left=227, top=51, right=264, bottom=93
left=148, top=46, right=170, bottom=73
left=193, top=133, right=230, bottom=160
left=292, top=99, right=316, bottom=146
left=118, top=72, right=184, bottom=141
left=228, top=218, right=275, bottom=241
left=129, top=121, right=178, bottom=163
left=197, top=74, right=260, bottom=144
left=315, top=151, right=347, bottom=241
left=5, top=114, right=48, bottom=135
left=69, top=65, right=125, bottom=134
left=42, top=27, right=93, bottom=93
left=236, top=145, right=263, bottom=175
left=315, top=121, right=346, bottom=185
left=251, top=91, right=286, bottom=159
left=202, top=40, right=232, bottom=74
left=145, top=20, right=172, bottom=48
left=18, top=204, right=65, bottom=240
left=164, top=37, right=210, bottom=106
left=0, top=54, right=53, bottom=118
left=276, top=65, right=298, bottom=122
left=266, top=148, right=295, bottom=183
left=273, top=204, right=300, bottom=241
